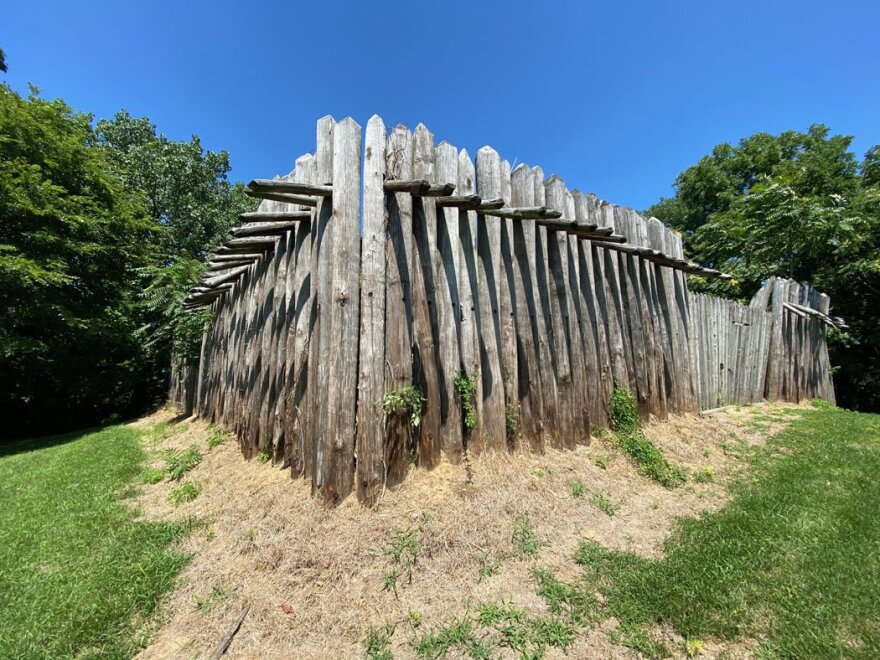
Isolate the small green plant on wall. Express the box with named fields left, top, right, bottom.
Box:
left=382, top=386, right=425, bottom=428
left=505, top=404, right=519, bottom=433
left=454, top=371, right=478, bottom=430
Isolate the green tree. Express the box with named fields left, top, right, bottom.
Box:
left=96, top=111, right=253, bottom=259
left=646, top=125, right=880, bottom=411
left=96, top=112, right=255, bottom=374
left=0, top=84, right=157, bottom=435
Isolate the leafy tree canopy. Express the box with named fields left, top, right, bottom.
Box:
left=0, top=84, right=156, bottom=434
left=0, top=88, right=255, bottom=437
left=96, top=111, right=253, bottom=259
left=646, top=125, right=880, bottom=412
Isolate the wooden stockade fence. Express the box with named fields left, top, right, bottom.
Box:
left=170, top=115, right=838, bottom=506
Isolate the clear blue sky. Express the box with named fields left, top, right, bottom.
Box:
left=3, top=0, right=878, bottom=210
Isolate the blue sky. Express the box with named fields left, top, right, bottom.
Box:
left=3, top=1, right=878, bottom=210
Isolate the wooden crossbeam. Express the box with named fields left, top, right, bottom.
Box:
left=785, top=301, right=845, bottom=328
left=382, top=179, right=456, bottom=196
left=238, top=211, right=312, bottom=222
left=415, top=182, right=456, bottom=197
left=247, top=179, right=332, bottom=196
left=475, top=197, right=505, bottom=211
left=225, top=236, right=280, bottom=249
left=383, top=179, right=430, bottom=194
left=435, top=194, right=481, bottom=208
left=245, top=189, right=317, bottom=207
left=232, top=221, right=302, bottom=238
left=209, top=253, right=263, bottom=262
left=207, top=261, right=252, bottom=272
left=202, top=264, right=251, bottom=288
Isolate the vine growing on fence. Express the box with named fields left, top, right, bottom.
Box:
left=454, top=371, right=478, bottom=430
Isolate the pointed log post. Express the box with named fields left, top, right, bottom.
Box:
left=356, top=116, right=388, bottom=506
left=317, top=117, right=361, bottom=505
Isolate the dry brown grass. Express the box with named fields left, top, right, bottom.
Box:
left=131, top=402, right=802, bottom=659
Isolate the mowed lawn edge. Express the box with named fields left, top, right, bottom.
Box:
left=0, top=424, right=189, bottom=659
left=573, top=404, right=880, bottom=657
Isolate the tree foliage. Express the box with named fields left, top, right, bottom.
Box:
left=95, top=111, right=255, bottom=378
left=0, top=84, right=157, bottom=434
left=96, top=112, right=253, bottom=258
left=0, top=85, right=254, bottom=437
left=646, top=125, right=880, bottom=412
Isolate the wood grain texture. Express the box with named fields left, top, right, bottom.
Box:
left=384, top=125, right=416, bottom=488
left=474, top=147, right=508, bottom=451
left=318, top=117, right=361, bottom=505
left=356, top=116, right=387, bottom=505
left=435, top=141, right=464, bottom=461
left=411, top=124, right=443, bottom=467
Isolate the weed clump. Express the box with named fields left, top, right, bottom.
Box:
left=139, top=468, right=165, bottom=485
left=168, top=481, right=200, bottom=506
left=365, top=624, right=395, bottom=660
left=512, top=517, right=546, bottom=559
left=454, top=371, right=478, bottom=430
left=610, top=386, right=686, bottom=488
left=381, top=527, right=421, bottom=598
left=589, top=492, right=618, bottom=516
left=206, top=427, right=230, bottom=449
left=164, top=445, right=203, bottom=481
left=382, top=386, right=425, bottom=428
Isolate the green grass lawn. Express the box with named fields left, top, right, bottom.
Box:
left=0, top=425, right=189, bottom=659
left=393, top=404, right=880, bottom=659
left=575, top=404, right=880, bottom=657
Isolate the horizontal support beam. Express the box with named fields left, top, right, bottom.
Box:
left=185, top=291, right=226, bottom=303
left=384, top=179, right=429, bottom=194
left=231, top=221, right=302, bottom=237
left=209, top=253, right=263, bottom=262
left=415, top=183, right=456, bottom=197
left=475, top=197, right=505, bottom=211
left=247, top=179, right=332, bottom=197
left=785, top=301, right=845, bottom=328
left=190, top=283, right=234, bottom=293
left=483, top=206, right=562, bottom=220
left=586, top=233, right=627, bottom=244
left=206, top=261, right=253, bottom=272
left=238, top=211, right=312, bottom=222
left=382, top=180, right=456, bottom=197
left=225, top=236, right=280, bottom=249
left=435, top=195, right=481, bottom=208
left=245, top=189, right=317, bottom=207
left=202, top=264, right=251, bottom=288
left=215, top=245, right=276, bottom=255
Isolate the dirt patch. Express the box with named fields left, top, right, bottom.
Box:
left=131, top=402, right=802, bottom=659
